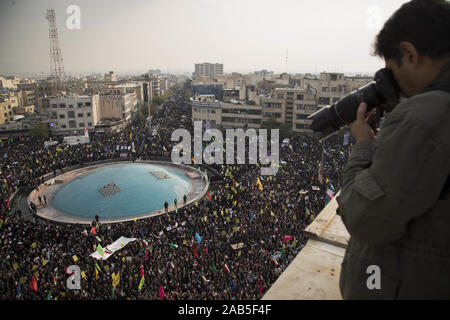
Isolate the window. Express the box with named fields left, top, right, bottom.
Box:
left=286, top=92, right=293, bottom=96
left=296, top=114, right=309, bottom=120
left=330, top=74, right=337, bottom=81
left=276, top=94, right=284, bottom=99
left=296, top=104, right=304, bottom=110
left=296, top=94, right=304, bottom=100
left=79, top=123, right=85, bottom=127
left=318, top=97, right=330, bottom=105
left=88, top=122, right=92, bottom=126
left=332, top=97, right=340, bottom=103
left=322, top=87, right=329, bottom=92
left=52, top=104, right=57, bottom=109
left=85, top=102, right=91, bottom=106
left=86, top=112, right=91, bottom=117
left=69, top=104, right=74, bottom=108
left=78, top=103, right=83, bottom=107
left=59, top=103, right=66, bottom=108
left=69, top=120, right=76, bottom=128
left=61, top=124, right=67, bottom=128
left=78, top=113, right=84, bottom=118
left=59, top=114, right=65, bottom=118
left=331, top=87, right=337, bottom=92
left=68, top=111, right=75, bottom=118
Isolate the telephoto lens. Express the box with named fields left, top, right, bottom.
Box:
left=308, top=68, right=399, bottom=139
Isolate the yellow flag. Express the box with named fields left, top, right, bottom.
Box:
left=72, top=255, right=78, bottom=262
left=81, top=271, right=86, bottom=279
left=270, top=211, right=275, bottom=217
left=112, top=272, right=120, bottom=287
left=256, top=177, right=263, bottom=191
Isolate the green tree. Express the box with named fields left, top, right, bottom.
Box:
left=30, top=123, right=50, bottom=139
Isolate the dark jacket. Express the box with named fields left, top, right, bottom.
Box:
left=339, top=61, right=450, bottom=299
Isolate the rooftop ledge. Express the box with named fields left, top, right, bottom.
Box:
left=262, top=191, right=350, bottom=300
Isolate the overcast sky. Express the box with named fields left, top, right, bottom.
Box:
left=0, top=0, right=410, bottom=76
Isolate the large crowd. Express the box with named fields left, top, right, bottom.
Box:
left=0, top=88, right=353, bottom=300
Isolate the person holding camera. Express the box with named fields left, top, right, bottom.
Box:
left=339, top=0, right=450, bottom=299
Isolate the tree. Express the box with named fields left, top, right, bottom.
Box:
left=30, top=123, right=50, bottom=139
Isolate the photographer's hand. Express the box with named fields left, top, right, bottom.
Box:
left=349, top=102, right=377, bottom=143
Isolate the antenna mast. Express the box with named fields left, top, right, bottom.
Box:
left=46, top=9, right=65, bottom=81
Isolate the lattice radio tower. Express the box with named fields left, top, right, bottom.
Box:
left=46, top=9, right=65, bottom=81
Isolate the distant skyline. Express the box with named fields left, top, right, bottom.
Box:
left=0, top=0, right=410, bottom=77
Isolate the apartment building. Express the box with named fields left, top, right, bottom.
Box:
left=221, top=102, right=263, bottom=129
left=304, top=72, right=372, bottom=107
left=99, top=86, right=138, bottom=123
left=0, top=95, right=17, bottom=124
left=194, top=63, right=224, bottom=78
left=43, top=94, right=100, bottom=134
left=191, top=94, right=221, bottom=128
left=261, top=88, right=317, bottom=133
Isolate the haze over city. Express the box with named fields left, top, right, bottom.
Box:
left=0, top=0, right=409, bottom=77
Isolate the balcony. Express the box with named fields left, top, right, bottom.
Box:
left=262, top=191, right=349, bottom=300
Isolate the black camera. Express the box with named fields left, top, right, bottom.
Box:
left=307, top=68, right=401, bottom=139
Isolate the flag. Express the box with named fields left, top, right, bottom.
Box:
left=174, top=203, right=178, bottom=214
left=206, top=192, right=212, bottom=201
left=270, top=211, right=275, bottom=217
left=84, top=127, right=89, bottom=139
left=259, top=279, right=263, bottom=294
left=159, top=285, right=165, bottom=300
left=91, top=226, right=97, bottom=235
left=169, top=243, right=178, bottom=249
left=224, top=264, right=231, bottom=273
left=30, top=276, right=38, bottom=292
left=140, top=265, right=144, bottom=278
left=17, top=283, right=21, bottom=296
left=305, top=207, right=310, bottom=216
left=145, top=250, right=149, bottom=261
left=271, top=257, right=279, bottom=266
left=256, top=177, right=263, bottom=191
left=46, top=289, right=52, bottom=300
left=112, top=272, right=120, bottom=288
left=96, top=243, right=104, bottom=256
left=326, top=188, right=335, bottom=200
left=193, top=246, right=198, bottom=258
left=195, top=232, right=202, bottom=244
left=111, top=287, right=115, bottom=300
left=283, top=236, right=293, bottom=243
left=95, top=267, right=99, bottom=280
left=95, top=262, right=101, bottom=273
left=138, top=276, right=145, bottom=291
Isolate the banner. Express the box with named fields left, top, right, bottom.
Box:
left=91, top=236, right=137, bottom=260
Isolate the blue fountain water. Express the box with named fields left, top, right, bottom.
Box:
left=52, top=163, right=191, bottom=220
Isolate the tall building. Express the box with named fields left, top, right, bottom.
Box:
left=194, top=63, right=224, bottom=77
left=42, top=94, right=100, bottom=134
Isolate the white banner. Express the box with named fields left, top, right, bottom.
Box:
left=90, top=236, right=137, bottom=260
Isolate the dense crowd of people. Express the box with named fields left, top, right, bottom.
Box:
left=0, top=88, right=353, bottom=300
